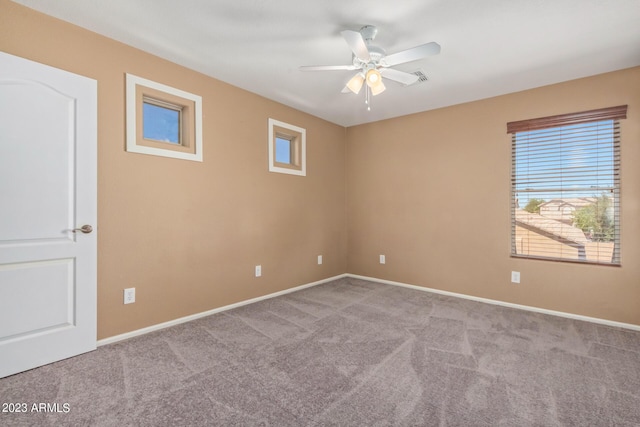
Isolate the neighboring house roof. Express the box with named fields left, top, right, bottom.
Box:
left=515, top=209, right=588, bottom=245
left=539, top=198, right=597, bottom=210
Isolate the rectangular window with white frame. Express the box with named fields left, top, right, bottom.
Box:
left=268, top=118, right=306, bottom=176
left=126, top=74, right=203, bottom=162
left=508, top=105, right=627, bottom=265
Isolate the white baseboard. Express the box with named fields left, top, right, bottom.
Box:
left=347, top=273, right=640, bottom=332
left=97, top=273, right=348, bottom=346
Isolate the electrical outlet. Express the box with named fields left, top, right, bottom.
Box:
left=317, top=255, right=323, bottom=265
left=255, top=265, right=262, bottom=277
left=124, top=287, right=135, bottom=304
left=511, top=271, right=521, bottom=284
left=380, top=254, right=386, bottom=264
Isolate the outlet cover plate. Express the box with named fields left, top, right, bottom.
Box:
left=124, top=287, right=135, bottom=304
left=511, top=271, right=521, bottom=283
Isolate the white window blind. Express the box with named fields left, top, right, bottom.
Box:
left=507, top=105, right=626, bottom=265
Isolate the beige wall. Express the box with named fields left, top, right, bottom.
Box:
left=0, top=0, right=347, bottom=339
left=347, top=67, right=640, bottom=325
left=2, top=1, right=639, bottom=336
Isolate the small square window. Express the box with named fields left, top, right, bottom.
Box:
left=268, top=118, right=306, bottom=176
left=126, top=74, right=202, bottom=162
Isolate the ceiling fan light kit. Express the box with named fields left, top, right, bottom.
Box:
left=346, top=72, right=365, bottom=94
left=300, top=25, right=440, bottom=110
left=370, top=81, right=386, bottom=96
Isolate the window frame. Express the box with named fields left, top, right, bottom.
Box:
left=268, top=118, right=306, bottom=176
left=507, top=105, right=627, bottom=266
left=126, top=74, right=203, bottom=162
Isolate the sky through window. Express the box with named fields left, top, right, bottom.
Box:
left=143, top=102, right=180, bottom=144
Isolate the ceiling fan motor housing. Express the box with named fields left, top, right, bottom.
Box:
left=353, top=45, right=385, bottom=69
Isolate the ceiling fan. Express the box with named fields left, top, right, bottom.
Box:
left=300, top=25, right=440, bottom=108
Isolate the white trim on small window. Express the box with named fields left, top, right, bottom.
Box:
left=126, top=74, right=203, bottom=162
left=268, top=118, right=306, bottom=176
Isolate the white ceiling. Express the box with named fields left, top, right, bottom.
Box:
left=12, top=0, right=640, bottom=127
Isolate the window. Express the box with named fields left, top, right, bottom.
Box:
left=126, top=74, right=203, bottom=162
left=268, top=118, right=306, bottom=176
left=142, top=100, right=180, bottom=144
left=275, top=136, right=292, bottom=164
left=507, top=105, right=627, bottom=265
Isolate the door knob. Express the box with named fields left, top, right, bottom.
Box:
left=72, top=225, right=93, bottom=234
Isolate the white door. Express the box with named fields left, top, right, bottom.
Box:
left=0, top=51, right=97, bottom=378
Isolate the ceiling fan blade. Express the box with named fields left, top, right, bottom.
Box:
left=382, top=42, right=441, bottom=67
left=380, top=68, right=420, bottom=86
left=299, top=65, right=357, bottom=71
left=341, top=30, right=371, bottom=62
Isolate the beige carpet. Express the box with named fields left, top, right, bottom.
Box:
left=1, top=277, right=639, bottom=426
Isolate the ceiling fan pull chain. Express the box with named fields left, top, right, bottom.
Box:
left=366, top=86, right=371, bottom=111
